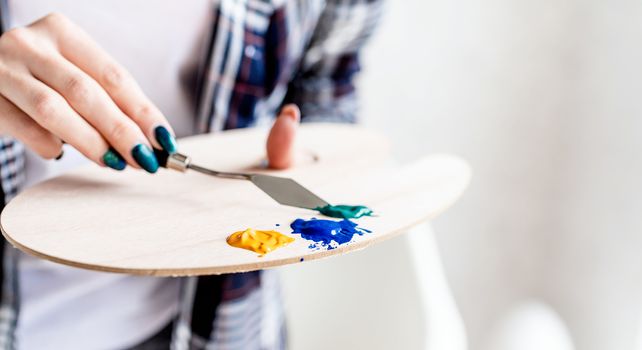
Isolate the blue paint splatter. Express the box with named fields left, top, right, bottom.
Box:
left=300, top=258, right=304, bottom=262
left=275, top=223, right=280, bottom=227
left=290, top=218, right=371, bottom=250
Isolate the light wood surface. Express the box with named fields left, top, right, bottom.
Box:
left=0, top=124, right=470, bottom=276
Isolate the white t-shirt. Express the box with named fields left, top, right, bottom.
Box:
left=8, top=1, right=212, bottom=349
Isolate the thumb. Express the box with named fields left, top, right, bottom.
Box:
left=266, top=104, right=300, bottom=169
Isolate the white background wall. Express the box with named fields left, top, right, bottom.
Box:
left=358, top=0, right=642, bottom=349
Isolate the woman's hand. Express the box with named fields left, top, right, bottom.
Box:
left=0, top=13, right=177, bottom=173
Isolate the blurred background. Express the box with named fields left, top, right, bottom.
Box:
left=282, top=0, right=642, bottom=349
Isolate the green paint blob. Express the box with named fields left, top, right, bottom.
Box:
left=315, top=204, right=373, bottom=219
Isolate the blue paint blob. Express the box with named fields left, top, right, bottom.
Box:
left=300, top=258, right=304, bottom=262
left=275, top=224, right=281, bottom=227
left=290, top=218, right=371, bottom=250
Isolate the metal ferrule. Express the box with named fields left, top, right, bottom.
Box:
left=167, top=153, right=190, bottom=172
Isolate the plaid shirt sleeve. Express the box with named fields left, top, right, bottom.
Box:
left=283, top=0, right=384, bottom=124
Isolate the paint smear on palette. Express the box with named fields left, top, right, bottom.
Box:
left=290, top=218, right=372, bottom=250
left=315, top=204, right=374, bottom=219
left=226, top=228, right=294, bottom=256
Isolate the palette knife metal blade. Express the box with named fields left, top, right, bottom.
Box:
left=155, top=151, right=329, bottom=210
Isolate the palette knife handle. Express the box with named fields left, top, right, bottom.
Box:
left=153, top=149, right=252, bottom=180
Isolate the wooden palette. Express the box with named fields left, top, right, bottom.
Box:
left=0, top=124, right=470, bottom=276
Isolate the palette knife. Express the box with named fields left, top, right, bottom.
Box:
left=154, top=151, right=330, bottom=210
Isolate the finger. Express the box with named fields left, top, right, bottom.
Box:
left=23, top=46, right=158, bottom=172
left=266, top=104, right=300, bottom=170
left=0, top=94, right=62, bottom=159
left=0, top=65, right=113, bottom=167
left=30, top=13, right=177, bottom=154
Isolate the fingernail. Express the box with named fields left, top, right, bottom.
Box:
left=154, top=126, right=178, bottom=154
left=102, top=148, right=126, bottom=170
left=55, top=150, right=64, bottom=161
left=283, top=113, right=298, bottom=123
left=281, top=105, right=300, bottom=122
left=131, top=144, right=159, bottom=173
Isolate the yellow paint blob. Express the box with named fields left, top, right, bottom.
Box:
left=226, top=228, right=295, bottom=256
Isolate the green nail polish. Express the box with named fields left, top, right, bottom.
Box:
left=131, top=144, right=159, bottom=173
left=154, top=126, right=177, bottom=154
left=102, top=148, right=126, bottom=171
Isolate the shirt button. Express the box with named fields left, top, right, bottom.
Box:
left=245, top=45, right=256, bottom=58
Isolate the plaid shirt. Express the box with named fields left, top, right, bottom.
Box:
left=0, top=0, right=382, bottom=349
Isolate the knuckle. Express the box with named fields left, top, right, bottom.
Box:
left=108, top=120, right=132, bottom=141
left=101, top=64, right=128, bottom=91
left=135, top=103, right=155, bottom=121
left=0, top=27, right=30, bottom=48
left=64, top=75, right=92, bottom=104
left=41, top=12, right=69, bottom=28
left=31, top=92, right=58, bottom=124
